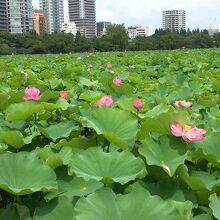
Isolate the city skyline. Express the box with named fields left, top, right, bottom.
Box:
left=32, top=0, right=220, bottom=34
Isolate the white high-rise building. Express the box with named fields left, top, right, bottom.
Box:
left=127, top=26, right=149, bottom=39
left=6, top=0, right=33, bottom=33
left=61, top=21, right=77, bottom=35
left=40, top=0, right=64, bottom=33
left=162, top=10, right=186, bottom=31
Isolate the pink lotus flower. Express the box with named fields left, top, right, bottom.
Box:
left=60, top=90, right=68, bottom=99
left=95, top=96, right=113, bottom=107
left=107, top=63, right=113, bottom=70
left=133, top=98, right=143, bottom=110
left=23, top=87, right=40, bottom=101
left=170, top=122, right=206, bottom=142
left=174, top=100, right=192, bottom=107
left=113, top=77, right=122, bottom=86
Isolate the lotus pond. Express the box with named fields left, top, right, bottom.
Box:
left=0, top=49, right=220, bottom=219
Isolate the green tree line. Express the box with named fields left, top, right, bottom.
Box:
left=0, top=24, right=220, bottom=55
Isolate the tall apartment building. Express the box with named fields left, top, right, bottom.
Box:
left=6, top=0, right=33, bottom=33
left=33, top=11, right=46, bottom=35
left=127, top=26, right=149, bottom=39
left=69, top=0, right=96, bottom=38
left=162, top=10, right=186, bottom=31
left=39, top=0, right=64, bottom=33
left=0, top=0, right=7, bottom=31
left=96, top=21, right=111, bottom=37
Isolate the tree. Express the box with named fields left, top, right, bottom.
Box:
left=105, top=24, right=128, bottom=51
left=0, top=43, right=13, bottom=55
left=213, top=33, right=220, bottom=48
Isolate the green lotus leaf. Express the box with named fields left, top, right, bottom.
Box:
left=23, top=131, right=41, bottom=145
left=49, top=78, right=63, bottom=89
left=46, top=167, right=103, bottom=200
left=79, top=90, right=103, bottom=102
left=169, top=200, right=194, bottom=220
left=39, top=121, right=78, bottom=142
left=145, top=181, right=197, bottom=204
left=56, top=98, right=70, bottom=110
left=139, top=136, right=188, bottom=176
left=117, top=187, right=181, bottom=220
left=33, top=196, right=74, bottom=220
left=143, top=103, right=170, bottom=118
left=191, top=214, right=214, bottom=220
left=74, top=188, right=120, bottom=220
left=0, top=117, right=25, bottom=130
left=64, top=63, right=84, bottom=76
left=177, top=165, right=220, bottom=191
left=0, top=93, right=11, bottom=110
left=36, top=146, right=54, bottom=161
left=41, top=102, right=59, bottom=111
left=58, top=146, right=74, bottom=165
left=79, top=77, right=98, bottom=87
left=66, top=136, right=97, bottom=150
left=112, top=83, right=134, bottom=95
left=0, top=128, right=25, bottom=148
left=75, top=187, right=182, bottom=220
left=0, top=205, right=19, bottom=220
left=45, top=154, right=63, bottom=169
left=5, top=101, right=44, bottom=121
left=36, top=146, right=73, bottom=168
left=40, top=91, right=59, bottom=102
left=209, top=193, right=220, bottom=220
left=193, top=133, right=220, bottom=168
left=0, top=153, right=57, bottom=195
left=81, top=107, right=138, bottom=148
left=116, top=97, right=135, bottom=111
left=175, top=87, right=193, bottom=100
left=14, top=203, right=32, bottom=220
left=126, top=182, right=194, bottom=219
left=68, top=147, right=146, bottom=184
left=140, top=111, right=189, bottom=135
left=212, top=78, right=220, bottom=94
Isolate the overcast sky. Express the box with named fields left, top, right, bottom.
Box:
left=32, top=0, right=220, bottom=34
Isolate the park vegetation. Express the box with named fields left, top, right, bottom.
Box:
left=0, top=24, right=220, bottom=55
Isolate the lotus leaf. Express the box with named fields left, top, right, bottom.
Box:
left=0, top=153, right=57, bottom=195
left=68, top=147, right=146, bottom=184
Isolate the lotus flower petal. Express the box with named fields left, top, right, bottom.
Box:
left=133, top=98, right=143, bottom=110
left=23, top=87, right=40, bottom=101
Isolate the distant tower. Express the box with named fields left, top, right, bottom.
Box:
left=68, top=0, right=96, bottom=37
left=96, top=21, right=111, bottom=37
left=0, top=0, right=7, bottom=31
left=127, top=26, right=149, bottom=39
left=6, top=0, right=33, bottom=33
left=162, top=10, right=186, bottom=31
left=40, top=0, right=64, bottom=33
